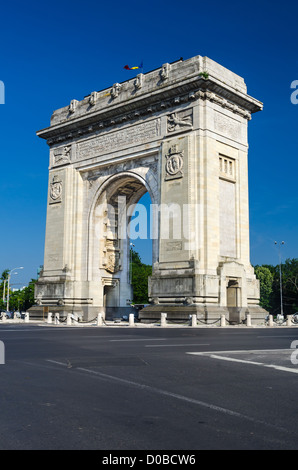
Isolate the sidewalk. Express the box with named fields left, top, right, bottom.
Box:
left=0, top=318, right=297, bottom=328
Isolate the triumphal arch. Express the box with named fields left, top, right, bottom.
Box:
left=34, top=55, right=266, bottom=323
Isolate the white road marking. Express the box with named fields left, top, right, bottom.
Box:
left=0, top=328, right=47, bottom=332
left=188, top=349, right=298, bottom=375
left=257, top=335, right=298, bottom=338
left=209, top=355, right=265, bottom=366
left=145, top=343, right=210, bottom=348
left=46, top=359, right=69, bottom=367
left=188, top=348, right=291, bottom=355
left=75, top=367, right=289, bottom=432
left=109, top=338, right=168, bottom=342
left=41, top=358, right=290, bottom=432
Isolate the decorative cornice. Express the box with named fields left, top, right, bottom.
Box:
left=203, top=90, right=251, bottom=119
left=42, top=87, right=252, bottom=146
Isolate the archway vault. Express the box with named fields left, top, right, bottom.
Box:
left=86, top=169, right=157, bottom=319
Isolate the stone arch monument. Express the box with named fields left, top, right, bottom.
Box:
left=33, top=55, right=266, bottom=323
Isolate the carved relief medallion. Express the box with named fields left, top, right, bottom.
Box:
left=165, top=144, right=184, bottom=180
left=49, top=175, right=62, bottom=203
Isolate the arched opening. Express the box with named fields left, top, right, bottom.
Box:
left=129, top=192, right=152, bottom=307
left=89, top=173, right=155, bottom=320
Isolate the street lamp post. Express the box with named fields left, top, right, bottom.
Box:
left=7, top=267, right=24, bottom=313
left=275, top=241, right=285, bottom=320
left=129, top=243, right=135, bottom=284
left=2, top=279, right=6, bottom=303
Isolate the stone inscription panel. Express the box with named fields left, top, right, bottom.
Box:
left=77, top=119, right=161, bottom=160
left=150, top=277, right=193, bottom=296
left=214, top=111, right=243, bottom=142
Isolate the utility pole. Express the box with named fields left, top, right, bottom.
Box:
left=2, top=279, right=6, bottom=303
left=7, top=267, right=24, bottom=312
left=129, top=243, right=135, bottom=284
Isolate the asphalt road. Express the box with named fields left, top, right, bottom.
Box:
left=0, top=323, right=298, bottom=450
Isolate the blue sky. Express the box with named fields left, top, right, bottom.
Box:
left=0, top=0, right=297, bottom=286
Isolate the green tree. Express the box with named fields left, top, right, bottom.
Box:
left=281, top=258, right=298, bottom=315
left=254, top=259, right=298, bottom=316
left=22, top=279, right=37, bottom=311
left=9, top=289, right=24, bottom=311
left=0, top=275, right=37, bottom=312
left=1, top=269, right=9, bottom=281
left=254, top=265, right=274, bottom=311
left=130, top=248, right=152, bottom=304
left=0, top=269, right=9, bottom=310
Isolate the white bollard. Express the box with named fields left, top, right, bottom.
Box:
left=287, top=315, right=292, bottom=327
left=246, top=313, right=252, bottom=327
left=97, top=313, right=103, bottom=327
left=1, top=312, right=7, bottom=322
left=24, top=312, right=29, bottom=323
left=67, top=313, right=72, bottom=325
left=220, top=314, right=226, bottom=327
left=129, top=313, right=135, bottom=327
left=161, top=312, right=167, bottom=327
left=47, top=312, right=52, bottom=324
left=55, top=313, right=60, bottom=325
left=191, top=314, right=197, bottom=327
left=268, top=314, right=274, bottom=327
